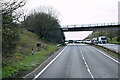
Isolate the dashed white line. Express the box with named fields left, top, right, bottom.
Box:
left=32, top=46, right=67, bottom=80
left=79, top=49, right=94, bottom=80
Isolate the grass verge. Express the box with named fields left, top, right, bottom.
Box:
left=111, top=42, right=120, bottom=45
left=2, top=29, right=61, bottom=79
left=3, top=45, right=60, bottom=79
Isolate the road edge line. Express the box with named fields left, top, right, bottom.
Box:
left=32, top=46, right=67, bottom=80
left=92, top=46, right=120, bottom=64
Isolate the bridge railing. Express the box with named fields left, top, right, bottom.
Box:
left=61, top=22, right=120, bottom=29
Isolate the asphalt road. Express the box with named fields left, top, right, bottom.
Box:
left=98, top=44, right=120, bottom=53
left=35, top=44, right=119, bottom=79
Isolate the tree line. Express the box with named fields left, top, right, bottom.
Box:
left=1, top=0, right=26, bottom=57
left=23, top=8, right=64, bottom=43
left=1, top=0, right=64, bottom=57
left=90, top=30, right=120, bottom=43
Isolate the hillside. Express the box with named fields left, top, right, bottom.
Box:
left=2, top=29, right=60, bottom=79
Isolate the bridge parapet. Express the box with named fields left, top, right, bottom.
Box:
left=61, top=22, right=120, bottom=29
left=61, top=22, right=120, bottom=31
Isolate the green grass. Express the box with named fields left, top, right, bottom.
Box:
left=107, top=37, right=120, bottom=45
left=2, top=29, right=60, bottom=79
left=111, top=42, right=120, bottom=45
left=92, top=45, right=120, bottom=59
left=108, top=41, right=120, bottom=45
left=0, top=67, right=1, bottom=79
left=2, top=45, right=58, bottom=78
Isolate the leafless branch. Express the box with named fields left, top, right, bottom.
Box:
left=0, top=0, right=26, bottom=14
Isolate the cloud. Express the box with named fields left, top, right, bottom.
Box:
left=24, top=0, right=119, bottom=25
left=23, top=0, right=119, bottom=40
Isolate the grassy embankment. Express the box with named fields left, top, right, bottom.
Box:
left=107, top=37, right=120, bottom=45
left=2, top=29, right=61, bottom=79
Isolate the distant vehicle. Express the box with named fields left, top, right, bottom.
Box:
left=69, top=40, right=74, bottom=43
left=74, top=40, right=79, bottom=43
left=74, top=40, right=82, bottom=43
left=85, top=39, right=92, bottom=44
left=98, top=36, right=107, bottom=44
left=77, top=40, right=82, bottom=43
left=83, top=40, right=86, bottom=43
left=92, top=38, right=98, bottom=44
left=65, top=41, right=68, bottom=44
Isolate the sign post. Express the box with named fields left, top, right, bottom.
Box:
left=36, top=43, right=41, bottom=53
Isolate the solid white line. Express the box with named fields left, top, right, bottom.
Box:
left=32, top=46, right=67, bottom=80
left=92, top=46, right=120, bottom=64
left=79, top=50, right=94, bottom=80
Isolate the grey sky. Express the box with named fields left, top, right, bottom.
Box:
left=23, top=0, right=119, bottom=40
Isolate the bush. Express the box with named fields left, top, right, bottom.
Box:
left=23, top=8, right=64, bottom=43
left=2, top=13, right=20, bottom=57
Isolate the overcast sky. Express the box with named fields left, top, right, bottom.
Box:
left=23, top=0, right=120, bottom=40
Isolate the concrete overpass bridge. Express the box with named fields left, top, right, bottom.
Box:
left=61, top=22, right=120, bottom=32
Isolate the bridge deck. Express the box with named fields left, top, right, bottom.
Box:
left=61, top=22, right=120, bottom=31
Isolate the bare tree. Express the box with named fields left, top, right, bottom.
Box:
left=34, top=6, right=60, bottom=19
left=0, top=0, right=26, bottom=22
left=1, top=0, right=26, bottom=13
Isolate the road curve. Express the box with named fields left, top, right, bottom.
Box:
left=34, top=44, right=119, bottom=79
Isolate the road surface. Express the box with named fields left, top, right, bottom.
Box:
left=98, top=44, right=120, bottom=53
left=34, top=44, right=119, bottom=80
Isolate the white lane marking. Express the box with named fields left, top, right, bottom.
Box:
left=92, top=46, right=120, bottom=64
left=33, top=46, right=67, bottom=80
left=79, top=49, right=94, bottom=80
